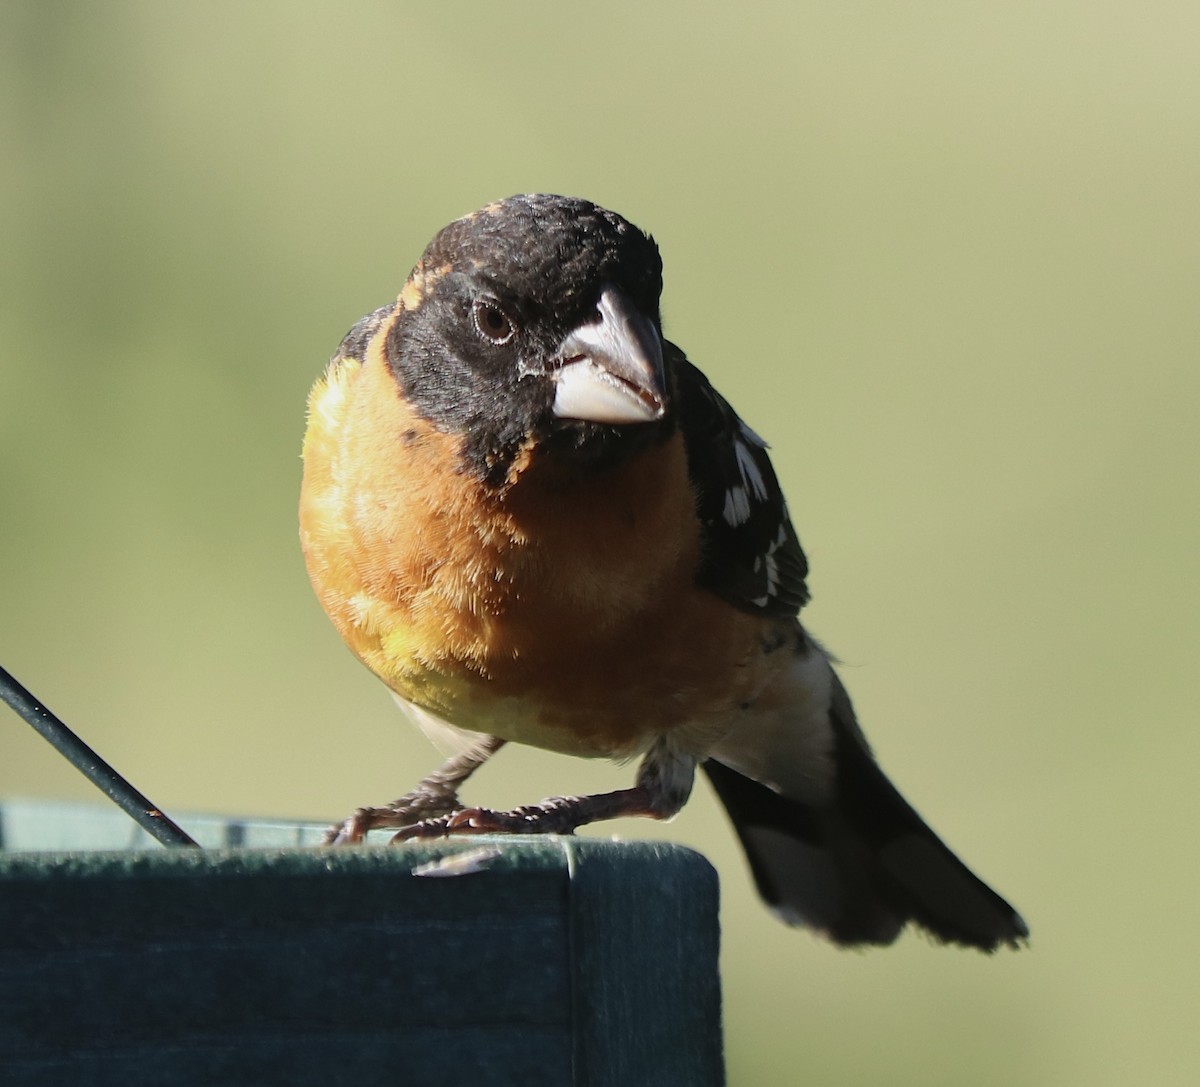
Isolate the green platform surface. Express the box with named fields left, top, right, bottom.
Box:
left=0, top=808, right=723, bottom=1087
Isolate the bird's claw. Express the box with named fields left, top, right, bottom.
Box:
left=390, top=798, right=585, bottom=841
left=323, top=788, right=465, bottom=845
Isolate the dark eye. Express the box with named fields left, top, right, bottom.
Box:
left=472, top=299, right=516, bottom=344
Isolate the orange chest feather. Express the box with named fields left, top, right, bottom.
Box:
left=300, top=349, right=774, bottom=756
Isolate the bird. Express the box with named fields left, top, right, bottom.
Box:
left=299, top=193, right=1028, bottom=951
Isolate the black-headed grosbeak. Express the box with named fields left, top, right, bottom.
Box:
left=300, top=194, right=1027, bottom=951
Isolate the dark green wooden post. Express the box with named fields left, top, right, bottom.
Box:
left=0, top=804, right=723, bottom=1086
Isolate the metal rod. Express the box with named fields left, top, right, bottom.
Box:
left=0, top=664, right=199, bottom=848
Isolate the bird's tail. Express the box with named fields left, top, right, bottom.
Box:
left=704, top=670, right=1028, bottom=951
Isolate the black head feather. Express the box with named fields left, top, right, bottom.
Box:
left=381, top=194, right=669, bottom=485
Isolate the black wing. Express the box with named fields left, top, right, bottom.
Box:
left=672, top=349, right=810, bottom=618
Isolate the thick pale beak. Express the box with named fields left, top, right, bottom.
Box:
left=551, top=286, right=666, bottom=424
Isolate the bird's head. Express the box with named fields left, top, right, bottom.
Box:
left=383, top=194, right=672, bottom=486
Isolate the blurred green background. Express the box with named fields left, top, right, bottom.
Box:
left=2, top=2, right=1197, bottom=1083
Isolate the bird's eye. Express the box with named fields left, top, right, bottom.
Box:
left=472, top=299, right=516, bottom=345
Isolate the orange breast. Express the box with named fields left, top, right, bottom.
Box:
left=300, top=332, right=783, bottom=759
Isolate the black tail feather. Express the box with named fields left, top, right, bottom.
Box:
left=703, top=687, right=1028, bottom=951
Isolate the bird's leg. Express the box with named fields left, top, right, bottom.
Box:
left=324, top=736, right=507, bottom=844
left=393, top=737, right=696, bottom=840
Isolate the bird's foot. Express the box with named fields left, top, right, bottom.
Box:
left=391, top=787, right=655, bottom=841
left=324, top=737, right=508, bottom=844
left=324, top=784, right=464, bottom=845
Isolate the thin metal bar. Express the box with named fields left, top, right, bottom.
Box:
left=0, top=664, right=199, bottom=848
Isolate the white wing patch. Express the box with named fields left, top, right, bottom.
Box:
left=749, top=522, right=792, bottom=606
left=737, top=419, right=769, bottom=450
left=734, top=436, right=770, bottom=499
left=676, top=355, right=809, bottom=617
left=723, top=485, right=752, bottom=526
left=724, top=424, right=772, bottom=527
